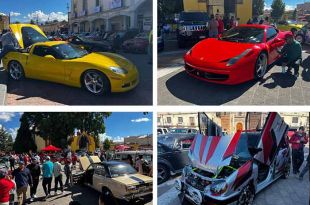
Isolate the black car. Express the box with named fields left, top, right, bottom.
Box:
left=109, top=29, right=140, bottom=50
left=176, top=12, right=209, bottom=48
left=296, top=23, right=310, bottom=44
left=157, top=133, right=196, bottom=184
left=69, top=36, right=114, bottom=52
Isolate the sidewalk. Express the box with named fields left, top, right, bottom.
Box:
left=0, top=62, right=8, bottom=105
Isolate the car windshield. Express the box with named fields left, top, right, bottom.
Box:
left=220, top=27, right=264, bottom=43
left=108, top=163, right=137, bottom=177
left=234, top=132, right=261, bottom=159
left=158, top=135, right=176, bottom=148
left=52, top=43, right=89, bottom=59
left=180, top=12, right=209, bottom=24
left=170, top=129, right=189, bottom=133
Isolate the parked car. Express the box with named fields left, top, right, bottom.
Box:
left=176, top=12, right=209, bottom=48
left=170, top=128, right=198, bottom=134
left=109, top=29, right=140, bottom=50
left=157, top=127, right=169, bottom=135
left=158, top=133, right=196, bottom=184
left=176, top=112, right=290, bottom=205
left=295, top=23, right=310, bottom=44
left=122, top=32, right=149, bottom=53
left=75, top=156, right=153, bottom=203
left=276, top=20, right=303, bottom=32
left=69, top=36, right=114, bottom=52
left=2, top=24, right=139, bottom=95
left=184, top=24, right=291, bottom=85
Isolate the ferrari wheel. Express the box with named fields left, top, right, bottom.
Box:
left=8, top=61, right=24, bottom=80
left=254, top=53, right=268, bottom=79
left=158, top=164, right=170, bottom=185
left=83, top=70, right=110, bottom=95
left=237, top=184, right=255, bottom=205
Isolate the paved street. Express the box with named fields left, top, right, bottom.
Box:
left=1, top=52, right=152, bottom=105
left=157, top=147, right=309, bottom=205
left=158, top=38, right=310, bottom=105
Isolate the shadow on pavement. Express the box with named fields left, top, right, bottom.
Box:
left=260, top=73, right=297, bottom=89
left=301, top=56, right=310, bottom=82
left=165, top=70, right=256, bottom=105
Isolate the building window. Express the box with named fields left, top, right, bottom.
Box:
left=96, top=0, right=100, bottom=6
left=190, top=117, right=195, bottom=126
left=167, top=117, right=171, bottom=124
left=178, top=117, right=183, bottom=124
left=292, top=117, right=298, bottom=124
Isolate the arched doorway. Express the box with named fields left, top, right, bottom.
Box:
left=236, top=122, right=243, bottom=131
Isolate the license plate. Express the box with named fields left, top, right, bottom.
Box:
left=199, top=36, right=206, bottom=39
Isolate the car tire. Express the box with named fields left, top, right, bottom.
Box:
left=254, top=52, right=268, bottom=80
left=8, top=61, right=25, bottom=81
left=101, top=187, right=116, bottom=203
left=158, top=163, right=170, bottom=185
left=295, top=34, right=304, bottom=44
left=237, top=184, right=255, bottom=205
left=82, top=70, right=111, bottom=95
left=282, top=159, right=291, bottom=179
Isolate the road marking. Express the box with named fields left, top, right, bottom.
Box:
left=158, top=64, right=183, bottom=78
left=158, top=50, right=187, bottom=56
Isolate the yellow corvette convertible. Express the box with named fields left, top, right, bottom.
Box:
left=2, top=24, right=139, bottom=95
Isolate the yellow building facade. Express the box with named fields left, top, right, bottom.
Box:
left=183, top=0, right=252, bottom=24
left=69, top=132, right=96, bottom=153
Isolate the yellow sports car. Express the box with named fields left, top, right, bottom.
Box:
left=2, top=24, right=139, bottom=95
left=277, top=20, right=303, bottom=32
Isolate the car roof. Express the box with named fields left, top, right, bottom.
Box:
left=115, top=150, right=152, bottom=155
left=238, top=24, right=271, bottom=29
left=97, top=160, right=128, bottom=166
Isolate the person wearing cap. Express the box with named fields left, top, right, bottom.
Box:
left=289, top=126, right=308, bottom=175
left=53, top=159, right=63, bottom=195
left=26, top=158, right=41, bottom=202
left=42, top=156, right=53, bottom=200
left=11, top=162, right=32, bottom=205
left=0, top=169, right=15, bottom=205
left=276, top=33, right=302, bottom=76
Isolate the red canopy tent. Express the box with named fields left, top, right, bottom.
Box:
left=41, top=145, right=61, bottom=152
left=115, top=145, right=130, bottom=151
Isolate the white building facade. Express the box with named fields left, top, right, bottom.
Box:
left=70, top=0, right=152, bottom=33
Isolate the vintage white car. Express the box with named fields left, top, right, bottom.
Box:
left=77, top=156, right=153, bottom=202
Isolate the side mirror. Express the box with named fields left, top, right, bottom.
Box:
left=44, top=55, right=55, bottom=59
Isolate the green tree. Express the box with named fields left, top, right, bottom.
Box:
left=253, top=0, right=265, bottom=16
left=271, top=0, right=285, bottom=21
left=103, top=138, right=111, bottom=151
left=30, top=19, right=35, bottom=24
left=13, top=116, right=37, bottom=153
left=0, top=126, right=13, bottom=152
left=158, top=0, right=184, bottom=23
left=20, top=112, right=111, bottom=149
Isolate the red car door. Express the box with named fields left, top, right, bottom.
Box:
left=266, top=28, right=282, bottom=64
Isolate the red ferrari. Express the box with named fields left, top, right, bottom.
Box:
left=184, top=24, right=291, bottom=85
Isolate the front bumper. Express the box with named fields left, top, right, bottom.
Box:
left=110, top=69, right=139, bottom=92
left=176, top=179, right=239, bottom=205
left=122, top=190, right=153, bottom=201
left=184, top=56, right=255, bottom=85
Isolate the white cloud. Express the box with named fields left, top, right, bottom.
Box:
left=131, top=118, right=151, bottom=123
left=8, top=127, right=18, bottom=140
left=0, top=112, right=16, bottom=122
left=99, top=133, right=124, bottom=143
left=285, top=5, right=295, bottom=11
left=26, top=10, right=67, bottom=23
left=10, top=12, right=21, bottom=17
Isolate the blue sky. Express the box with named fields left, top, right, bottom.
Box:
left=0, top=112, right=153, bottom=142
left=265, top=0, right=305, bottom=10
left=0, top=0, right=70, bottom=23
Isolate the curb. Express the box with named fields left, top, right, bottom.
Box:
left=0, top=68, right=8, bottom=105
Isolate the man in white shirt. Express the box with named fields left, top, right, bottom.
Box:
left=53, top=159, right=63, bottom=195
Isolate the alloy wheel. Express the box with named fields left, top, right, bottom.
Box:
left=295, top=35, right=304, bottom=44
left=158, top=167, right=167, bottom=184
left=83, top=71, right=105, bottom=94
left=9, top=61, right=23, bottom=80
left=256, top=53, right=267, bottom=78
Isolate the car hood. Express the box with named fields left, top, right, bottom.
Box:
left=189, top=134, right=239, bottom=174
left=112, top=173, right=153, bottom=186
left=77, top=52, right=136, bottom=72
left=190, top=38, right=255, bottom=63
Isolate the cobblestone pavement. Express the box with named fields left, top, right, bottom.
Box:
left=158, top=41, right=310, bottom=105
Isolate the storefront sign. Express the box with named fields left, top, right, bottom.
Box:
left=109, top=0, right=122, bottom=9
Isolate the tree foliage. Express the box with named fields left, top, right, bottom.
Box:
left=253, top=0, right=265, bottom=16
left=14, top=112, right=111, bottom=150
left=158, top=0, right=184, bottom=23
left=103, top=138, right=111, bottom=151
left=271, top=0, right=285, bottom=21
left=0, top=126, right=13, bottom=152
left=292, top=9, right=297, bottom=20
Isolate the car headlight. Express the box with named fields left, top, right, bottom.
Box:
left=110, top=66, right=128, bottom=75
left=210, top=180, right=228, bottom=195
left=182, top=165, right=191, bottom=177
left=226, top=49, right=252, bottom=67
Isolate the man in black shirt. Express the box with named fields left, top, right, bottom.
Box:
left=27, top=158, right=41, bottom=202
